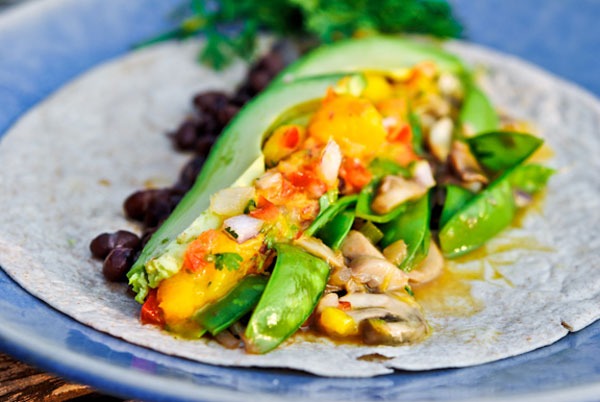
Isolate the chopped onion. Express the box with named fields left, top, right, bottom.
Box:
left=319, top=140, right=342, bottom=186
left=255, top=171, right=282, bottom=190
left=210, top=187, right=255, bottom=216
left=223, top=215, right=263, bottom=243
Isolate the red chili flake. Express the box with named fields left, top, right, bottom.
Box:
left=338, top=300, right=352, bottom=311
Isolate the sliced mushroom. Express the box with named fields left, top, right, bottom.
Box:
left=411, top=160, right=436, bottom=189
left=350, top=255, right=409, bottom=292
left=382, top=239, right=408, bottom=266
left=294, top=236, right=345, bottom=269
left=427, top=117, right=454, bottom=162
left=341, top=230, right=384, bottom=260
left=340, top=293, right=428, bottom=345
left=407, top=242, right=444, bottom=286
left=371, top=175, right=429, bottom=214
left=449, top=140, right=488, bottom=185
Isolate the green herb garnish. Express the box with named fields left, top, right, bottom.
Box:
left=206, top=252, right=243, bottom=271
left=224, top=226, right=239, bottom=239
left=141, top=0, right=463, bottom=69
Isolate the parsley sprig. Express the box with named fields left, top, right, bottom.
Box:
left=140, top=0, right=463, bottom=69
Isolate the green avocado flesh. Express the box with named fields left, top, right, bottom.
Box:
left=273, top=35, right=466, bottom=84
left=127, top=74, right=348, bottom=300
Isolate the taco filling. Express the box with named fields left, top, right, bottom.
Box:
left=122, top=42, right=552, bottom=354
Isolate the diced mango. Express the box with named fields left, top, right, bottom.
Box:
left=263, top=125, right=306, bottom=167
left=318, top=307, right=359, bottom=337
left=308, top=95, right=387, bottom=158
left=158, top=231, right=264, bottom=324
left=362, top=74, right=393, bottom=103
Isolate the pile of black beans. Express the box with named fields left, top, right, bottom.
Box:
left=90, top=48, right=287, bottom=282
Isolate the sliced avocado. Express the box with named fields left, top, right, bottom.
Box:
left=273, top=35, right=466, bottom=84
left=128, top=73, right=351, bottom=301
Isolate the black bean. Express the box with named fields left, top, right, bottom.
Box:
left=171, top=120, right=198, bottom=151
left=249, top=70, right=271, bottom=93
left=90, top=230, right=140, bottom=259
left=231, top=85, right=253, bottom=106
left=217, top=103, right=240, bottom=126
left=193, top=91, right=229, bottom=115
left=257, top=52, right=285, bottom=75
left=143, top=194, right=173, bottom=228
left=194, top=136, right=214, bottom=157
left=176, top=156, right=205, bottom=191
left=124, top=189, right=164, bottom=221
left=140, top=227, right=157, bottom=248
left=103, top=247, right=134, bottom=282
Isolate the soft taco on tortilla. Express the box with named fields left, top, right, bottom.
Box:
left=1, top=36, right=599, bottom=377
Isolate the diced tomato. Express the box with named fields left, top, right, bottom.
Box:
left=250, top=196, right=280, bottom=221
left=339, top=158, right=372, bottom=193
left=282, top=126, right=300, bottom=148
left=183, top=229, right=218, bottom=272
left=140, top=289, right=165, bottom=326
left=387, top=123, right=412, bottom=144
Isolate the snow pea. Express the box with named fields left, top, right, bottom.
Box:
left=305, top=195, right=358, bottom=237
left=460, top=83, right=498, bottom=136
left=317, top=210, right=355, bottom=250
left=507, top=163, right=554, bottom=194
left=245, top=243, right=329, bottom=354
left=439, top=163, right=553, bottom=257
left=379, top=193, right=431, bottom=271
left=468, top=131, right=543, bottom=173
left=439, top=185, right=475, bottom=228
left=194, top=275, right=268, bottom=336
left=409, top=111, right=425, bottom=155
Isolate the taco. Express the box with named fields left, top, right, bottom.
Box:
left=0, top=37, right=599, bottom=377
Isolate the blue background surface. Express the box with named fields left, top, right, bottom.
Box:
left=1, top=1, right=599, bottom=401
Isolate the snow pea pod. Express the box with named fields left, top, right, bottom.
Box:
left=460, top=83, right=498, bottom=136
left=439, top=185, right=475, bottom=228
left=194, top=275, right=268, bottom=336
left=317, top=210, right=355, bottom=250
left=380, top=193, right=431, bottom=271
left=439, top=163, right=553, bottom=257
left=305, top=195, right=358, bottom=237
left=245, top=244, right=329, bottom=354
left=468, top=131, right=543, bottom=173
left=507, top=163, right=554, bottom=194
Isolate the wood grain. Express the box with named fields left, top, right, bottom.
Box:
left=0, top=353, right=124, bottom=401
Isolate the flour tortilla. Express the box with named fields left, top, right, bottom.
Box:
left=0, top=39, right=599, bottom=378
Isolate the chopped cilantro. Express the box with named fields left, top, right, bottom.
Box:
left=224, top=226, right=239, bottom=239
left=244, top=199, right=257, bottom=214
left=206, top=253, right=243, bottom=271
left=404, top=285, right=415, bottom=297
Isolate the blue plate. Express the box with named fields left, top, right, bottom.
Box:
left=1, top=1, right=600, bottom=401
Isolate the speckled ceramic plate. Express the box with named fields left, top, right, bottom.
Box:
left=1, top=0, right=600, bottom=401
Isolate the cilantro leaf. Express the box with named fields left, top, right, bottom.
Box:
left=207, top=252, right=244, bottom=271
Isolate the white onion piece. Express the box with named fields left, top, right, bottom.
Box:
left=255, top=171, right=282, bottom=190
left=223, top=215, right=264, bottom=243
left=210, top=187, right=255, bottom=216
left=319, top=140, right=342, bottom=186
